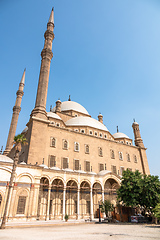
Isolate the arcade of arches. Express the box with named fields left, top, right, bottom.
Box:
left=0, top=175, right=120, bottom=221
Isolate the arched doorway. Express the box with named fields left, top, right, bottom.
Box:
left=50, top=179, right=64, bottom=219
left=37, top=177, right=49, bottom=219
left=104, top=178, right=119, bottom=205
left=92, top=182, right=102, bottom=218
left=80, top=181, right=90, bottom=218
left=66, top=180, right=78, bottom=218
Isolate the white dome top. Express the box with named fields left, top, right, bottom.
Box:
left=65, top=116, right=108, bottom=131
left=52, top=101, right=89, bottom=115
left=113, top=132, right=130, bottom=139
left=47, top=112, right=62, bottom=120
left=132, top=122, right=139, bottom=125
left=0, top=155, right=13, bottom=163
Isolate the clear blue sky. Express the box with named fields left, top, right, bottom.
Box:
left=0, top=0, right=160, bottom=178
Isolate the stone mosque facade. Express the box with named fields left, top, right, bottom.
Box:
left=0, top=9, right=150, bottom=221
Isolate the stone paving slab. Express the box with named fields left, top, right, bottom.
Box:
left=0, top=223, right=159, bottom=240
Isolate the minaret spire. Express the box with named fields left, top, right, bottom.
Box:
left=3, top=69, right=26, bottom=155
left=132, top=121, right=145, bottom=148
left=31, top=8, right=55, bottom=119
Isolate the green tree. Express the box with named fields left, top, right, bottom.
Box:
left=153, top=203, right=160, bottom=220
left=117, top=170, right=160, bottom=212
left=117, top=169, right=142, bottom=207
left=140, top=175, right=160, bottom=212
left=102, top=200, right=114, bottom=217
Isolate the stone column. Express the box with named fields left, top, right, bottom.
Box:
left=90, top=187, right=93, bottom=220
left=102, top=190, right=105, bottom=219
left=63, top=186, right=66, bottom=220
left=77, top=188, right=80, bottom=219
left=46, top=186, right=51, bottom=220
left=8, top=183, right=17, bottom=218
left=28, top=184, right=34, bottom=218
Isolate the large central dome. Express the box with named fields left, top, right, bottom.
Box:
left=65, top=116, right=108, bottom=131
left=52, top=101, right=90, bottom=115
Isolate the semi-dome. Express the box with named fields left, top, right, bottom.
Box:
left=65, top=116, right=108, bottom=131
left=47, top=112, right=62, bottom=120
left=52, top=101, right=89, bottom=116
left=21, top=126, right=28, bottom=134
left=0, top=155, right=13, bottom=163
left=113, top=132, right=130, bottom=139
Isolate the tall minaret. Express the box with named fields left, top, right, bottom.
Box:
left=132, top=121, right=145, bottom=148
left=31, top=8, right=54, bottom=119
left=3, top=69, right=26, bottom=156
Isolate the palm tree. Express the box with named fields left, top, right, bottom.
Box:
left=13, top=134, right=28, bottom=153
left=0, top=134, right=27, bottom=229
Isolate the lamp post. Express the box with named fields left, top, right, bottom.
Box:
left=0, top=149, right=19, bottom=229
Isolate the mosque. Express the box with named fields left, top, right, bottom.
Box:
left=0, top=9, right=150, bottom=221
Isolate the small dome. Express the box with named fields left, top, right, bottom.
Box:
left=74, top=170, right=86, bottom=174
left=21, top=126, right=28, bottom=134
left=39, top=164, right=48, bottom=169
left=47, top=112, right=62, bottom=120
left=63, top=168, right=74, bottom=172
left=52, top=101, right=89, bottom=116
left=113, top=132, right=130, bottom=139
left=0, top=155, right=13, bottom=163
left=65, top=116, right=108, bottom=131
left=88, top=172, right=97, bottom=175
left=50, top=166, right=60, bottom=171
left=98, top=170, right=111, bottom=176
left=132, top=122, right=139, bottom=125
left=20, top=161, right=26, bottom=165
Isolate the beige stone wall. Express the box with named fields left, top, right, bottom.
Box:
left=24, top=117, right=145, bottom=175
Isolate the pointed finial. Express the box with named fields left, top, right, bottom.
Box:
left=42, top=158, right=44, bottom=164
left=48, top=7, right=54, bottom=24
left=133, top=118, right=135, bottom=122
left=68, top=95, right=71, bottom=101
left=20, top=68, right=26, bottom=85
left=50, top=105, right=52, bottom=112
left=117, top=126, right=119, bottom=133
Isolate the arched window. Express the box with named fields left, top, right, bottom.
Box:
left=99, top=147, right=103, bottom=157
left=134, top=155, right=137, bottom=163
left=127, top=153, right=130, bottom=162
left=74, top=142, right=79, bottom=152
left=119, top=152, right=123, bottom=160
left=50, top=137, right=56, bottom=147
left=111, top=149, right=115, bottom=159
left=85, top=145, right=89, bottom=154
left=63, top=140, right=68, bottom=150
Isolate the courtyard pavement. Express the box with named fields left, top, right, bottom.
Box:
left=0, top=222, right=159, bottom=240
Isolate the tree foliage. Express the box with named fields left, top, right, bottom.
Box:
left=13, top=134, right=28, bottom=152
left=153, top=203, right=160, bottom=220
left=117, top=169, right=160, bottom=212
left=117, top=169, right=142, bottom=207
left=102, top=200, right=114, bottom=217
